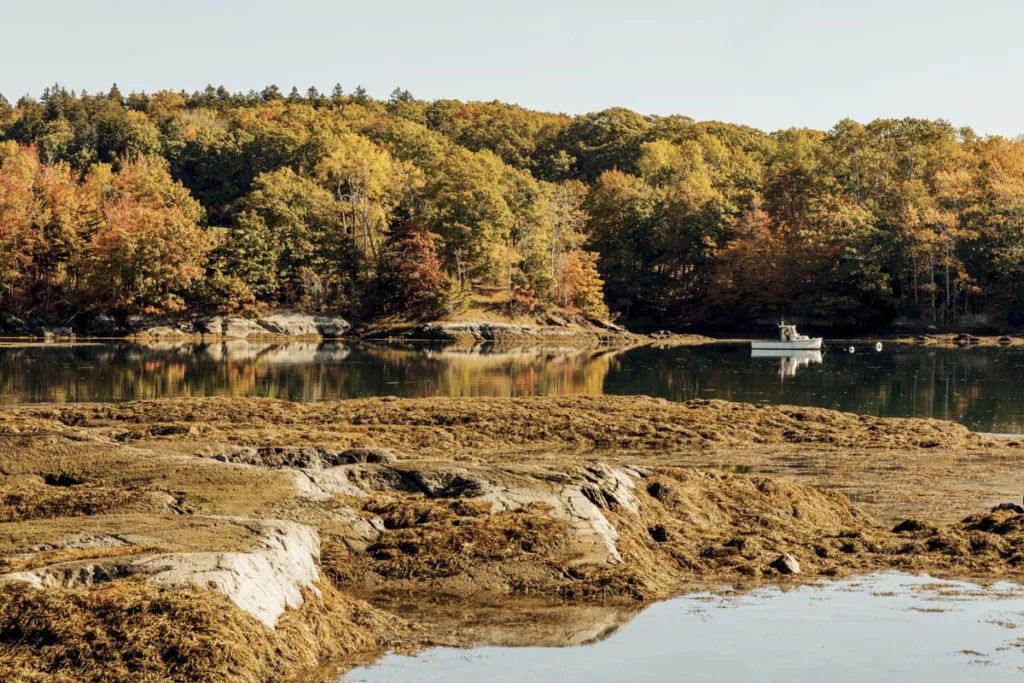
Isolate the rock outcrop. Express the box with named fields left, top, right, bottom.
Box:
left=214, top=445, right=397, bottom=470
left=264, top=459, right=643, bottom=567
left=1, top=310, right=352, bottom=340
left=188, top=312, right=351, bottom=339
left=417, top=321, right=583, bottom=346
left=368, top=320, right=635, bottom=348
left=0, top=518, right=322, bottom=629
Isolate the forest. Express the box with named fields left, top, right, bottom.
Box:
left=3, top=83, right=1024, bottom=330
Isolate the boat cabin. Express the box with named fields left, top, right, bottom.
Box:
left=778, top=322, right=810, bottom=342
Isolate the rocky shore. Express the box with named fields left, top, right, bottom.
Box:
left=377, top=319, right=634, bottom=348
left=0, top=310, right=352, bottom=341
left=0, top=310, right=720, bottom=351
left=3, top=396, right=1024, bottom=681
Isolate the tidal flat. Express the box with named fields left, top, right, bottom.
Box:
left=2, top=396, right=1024, bottom=681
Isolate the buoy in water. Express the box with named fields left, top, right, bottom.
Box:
left=875, top=342, right=883, bottom=352
left=848, top=346, right=855, bottom=353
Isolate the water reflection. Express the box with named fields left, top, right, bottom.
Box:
left=3, top=341, right=1024, bottom=433
left=344, top=574, right=1024, bottom=683
left=0, top=341, right=614, bottom=404
left=603, top=344, right=1024, bottom=434
left=750, top=349, right=823, bottom=378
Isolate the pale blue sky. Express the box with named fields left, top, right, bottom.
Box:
left=3, top=0, right=1023, bottom=135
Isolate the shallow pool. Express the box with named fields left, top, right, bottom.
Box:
left=344, top=573, right=1024, bottom=682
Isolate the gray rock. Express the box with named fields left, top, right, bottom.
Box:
left=199, top=312, right=348, bottom=338
left=81, top=312, right=125, bottom=337
left=340, top=460, right=642, bottom=566
left=257, top=311, right=320, bottom=336
left=0, top=313, right=28, bottom=335
left=322, top=447, right=397, bottom=465
left=223, top=317, right=267, bottom=339
left=545, top=313, right=568, bottom=327
left=124, top=314, right=152, bottom=331
left=0, top=518, right=322, bottom=629
left=314, top=315, right=351, bottom=337
left=576, top=463, right=640, bottom=514
left=324, top=506, right=383, bottom=551
left=123, top=316, right=193, bottom=335
left=771, top=553, right=801, bottom=575
left=214, top=445, right=396, bottom=470
left=40, top=326, right=74, bottom=338
left=398, top=466, right=489, bottom=498
left=418, top=321, right=578, bottom=342
left=140, top=325, right=180, bottom=337
left=194, top=316, right=225, bottom=335
left=587, top=317, right=622, bottom=331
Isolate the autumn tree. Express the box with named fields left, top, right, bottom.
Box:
left=0, top=142, right=102, bottom=311
left=225, top=167, right=361, bottom=310
left=0, top=143, right=41, bottom=305
left=83, top=157, right=211, bottom=312
left=314, top=133, right=415, bottom=273
left=561, top=250, right=609, bottom=318
left=377, top=222, right=446, bottom=317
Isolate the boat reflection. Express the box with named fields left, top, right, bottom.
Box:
left=750, top=349, right=823, bottom=378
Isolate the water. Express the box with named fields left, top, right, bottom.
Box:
left=344, top=573, right=1024, bottom=683
left=2, top=341, right=1024, bottom=433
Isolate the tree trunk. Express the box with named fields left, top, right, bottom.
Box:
left=929, top=252, right=936, bottom=323
left=944, top=244, right=951, bottom=324
left=912, top=254, right=919, bottom=313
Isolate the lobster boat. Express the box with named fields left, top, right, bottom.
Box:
left=750, top=321, right=823, bottom=351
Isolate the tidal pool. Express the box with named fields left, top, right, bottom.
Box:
left=344, top=574, right=1024, bottom=683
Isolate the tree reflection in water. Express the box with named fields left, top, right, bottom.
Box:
left=0, top=341, right=615, bottom=404
left=1, top=342, right=1023, bottom=433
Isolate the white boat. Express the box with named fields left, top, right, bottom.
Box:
left=751, top=322, right=823, bottom=351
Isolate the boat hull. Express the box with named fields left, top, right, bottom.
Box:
left=750, top=349, right=823, bottom=361
left=750, top=339, right=823, bottom=351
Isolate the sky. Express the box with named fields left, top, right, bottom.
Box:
left=3, top=0, right=1024, bottom=136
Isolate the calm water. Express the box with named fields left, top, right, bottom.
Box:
left=343, top=574, right=1024, bottom=683
left=2, top=341, right=1024, bottom=433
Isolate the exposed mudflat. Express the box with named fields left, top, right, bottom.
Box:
left=2, top=396, right=1024, bottom=681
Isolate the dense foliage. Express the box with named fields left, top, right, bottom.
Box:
left=3, top=83, right=1024, bottom=328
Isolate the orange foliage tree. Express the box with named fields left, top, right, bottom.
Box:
left=561, top=250, right=610, bottom=318
left=0, top=143, right=41, bottom=303
left=83, top=158, right=211, bottom=312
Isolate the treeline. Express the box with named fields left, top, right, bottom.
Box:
left=2, top=83, right=1024, bottom=328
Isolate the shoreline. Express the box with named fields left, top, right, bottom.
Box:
left=5, top=307, right=1024, bottom=349
left=0, top=315, right=718, bottom=350
left=5, top=329, right=1023, bottom=349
